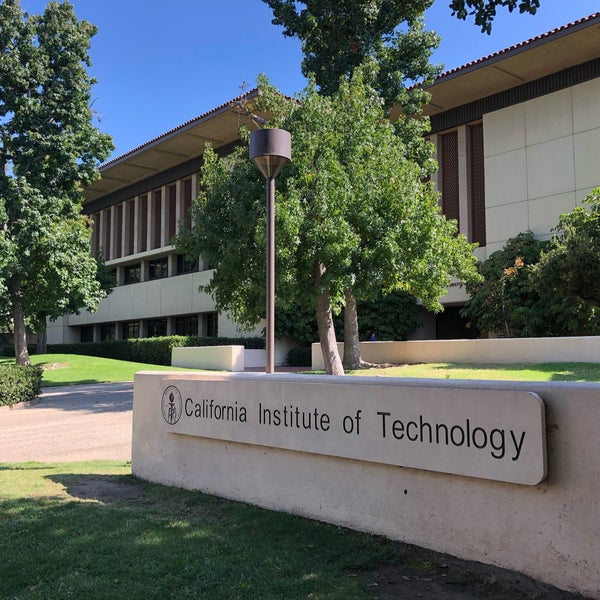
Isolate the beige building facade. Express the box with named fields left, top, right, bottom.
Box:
left=47, top=13, right=600, bottom=347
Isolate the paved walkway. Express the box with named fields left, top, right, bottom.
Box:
left=0, top=368, right=305, bottom=463
left=0, top=383, right=133, bottom=463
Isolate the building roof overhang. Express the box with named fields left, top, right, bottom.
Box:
left=84, top=89, right=260, bottom=204
left=87, top=13, right=600, bottom=205
left=390, top=12, right=600, bottom=120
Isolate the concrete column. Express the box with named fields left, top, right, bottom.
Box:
left=140, top=260, right=149, bottom=283
left=168, top=253, right=177, bottom=277
left=166, top=317, right=175, bottom=337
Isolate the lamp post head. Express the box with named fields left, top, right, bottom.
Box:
left=250, top=128, right=291, bottom=179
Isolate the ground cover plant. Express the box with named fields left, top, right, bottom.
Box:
left=0, top=461, right=583, bottom=600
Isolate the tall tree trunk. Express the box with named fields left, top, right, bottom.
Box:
left=314, top=262, right=344, bottom=375
left=342, top=288, right=363, bottom=370
left=10, top=278, right=30, bottom=365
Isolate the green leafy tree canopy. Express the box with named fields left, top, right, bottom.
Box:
left=0, top=0, right=114, bottom=363
left=450, top=0, right=540, bottom=34
left=177, top=71, right=479, bottom=373
left=262, top=0, right=441, bottom=109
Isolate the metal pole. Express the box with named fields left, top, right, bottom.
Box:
left=266, top=176, right=275, bottom=374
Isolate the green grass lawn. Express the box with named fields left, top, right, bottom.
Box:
left=0, top=353, right=195, bottom=387
left=0, top=461, right=403, bottom=600
left=3, top=353, right=600, bottom=387
left=351, top=361, right=600, bottom=382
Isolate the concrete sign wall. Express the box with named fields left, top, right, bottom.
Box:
left=160, top=377, right=546, bottom=485
left=133, top=372, right=600, bottom=598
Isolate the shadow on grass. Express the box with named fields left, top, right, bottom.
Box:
left=0, top=472, right=403, bottom=600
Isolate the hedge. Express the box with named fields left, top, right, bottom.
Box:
left=0, top=364, right=43, bottom=406
left=286, top=347, right=312, bottom=367
left=1, top=344, right=37, bottom=358
left=47, top=335, right=265, bottom=366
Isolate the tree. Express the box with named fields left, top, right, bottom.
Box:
left=276, top=290, right=421, bottom=344
left=0, top=0, right=114, bottom=364
left=536, top=188, right=600, bottom=310
left=461, top=231, right=550, bottom=337
left=177, top=73, right=479, bottom=374
left=449, top=0, right=540, bottom=34
left=262, top=0, right=440, bottom=109
left=461, top=227, right=600, bottom=337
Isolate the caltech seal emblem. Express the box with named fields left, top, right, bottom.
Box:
left=161, top=385, right=183, bottom=425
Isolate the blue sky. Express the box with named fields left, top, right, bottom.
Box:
left=19, top=0, right=600, bottom=160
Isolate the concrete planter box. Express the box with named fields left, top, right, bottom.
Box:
left=312, top=336, right=600, bottom=370
left=172, top=345, right=244, bottom=372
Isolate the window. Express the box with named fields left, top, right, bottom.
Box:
left=139, top=194, right=148, bottom=252
left=103, top=208, right=112, bottom=260
left=124, top=263, right=141, bottom=284
left=206, top=312, right=218, bottom=337
left=127, top=200, right=135, bottom=255
left=149, top=257, right=168, bottom=280
left=122, top=321, right=139, bottom=340
left=152, top=189, right=162, bottom=249
left=167, top=184, right=177, bottom=242
left=147, top=319, right=167, bottom=338
left=176, top=254, right=198, bottom=275
left=182, top=179, right=192, bottom=229
left=80, top=325, right=94, bottom=343
left=175, top=315, right=198, bottom=336
left=100, top=324, right=115, bottom=341
left=114, top=203, right=123, bottom=259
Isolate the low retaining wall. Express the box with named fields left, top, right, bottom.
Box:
left=312, top=336, right=600, bottom=369
left=171, top=345, right=244, bottom=371
left=133, top=372, right=600, bottom=598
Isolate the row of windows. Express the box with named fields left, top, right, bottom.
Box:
left=110, top=254, right=204, bottom=287
left=91, top=177, right=195, bottom=261
left=80, top=313, right=218, bottom=343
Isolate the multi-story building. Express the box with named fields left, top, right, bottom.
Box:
left=47, top=12, right=600, bottom=348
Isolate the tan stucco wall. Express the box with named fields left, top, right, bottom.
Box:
left=484, top=78, right=600, bottom=255
left=312, top=336, right=600, bottom=370
left=133, top=372, right=600, bottom=598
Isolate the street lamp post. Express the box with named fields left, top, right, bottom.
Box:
left=250, top=128, right=291, bottom=374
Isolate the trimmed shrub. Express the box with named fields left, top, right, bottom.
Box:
left=0, top=364, right=43, bottom=406
left=47, top=336, right=265, bottom=366
left=1, top=344, right=37, bottom=358
left=287, top=347, right=312, bottom=367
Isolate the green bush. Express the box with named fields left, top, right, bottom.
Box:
left=47, top=336, right=265, bottom=366
left=1, top=344, right=37, bottom=358
left=0, top=364, right=43, bottom=406
left=287, top=347, right=312, bottom=367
